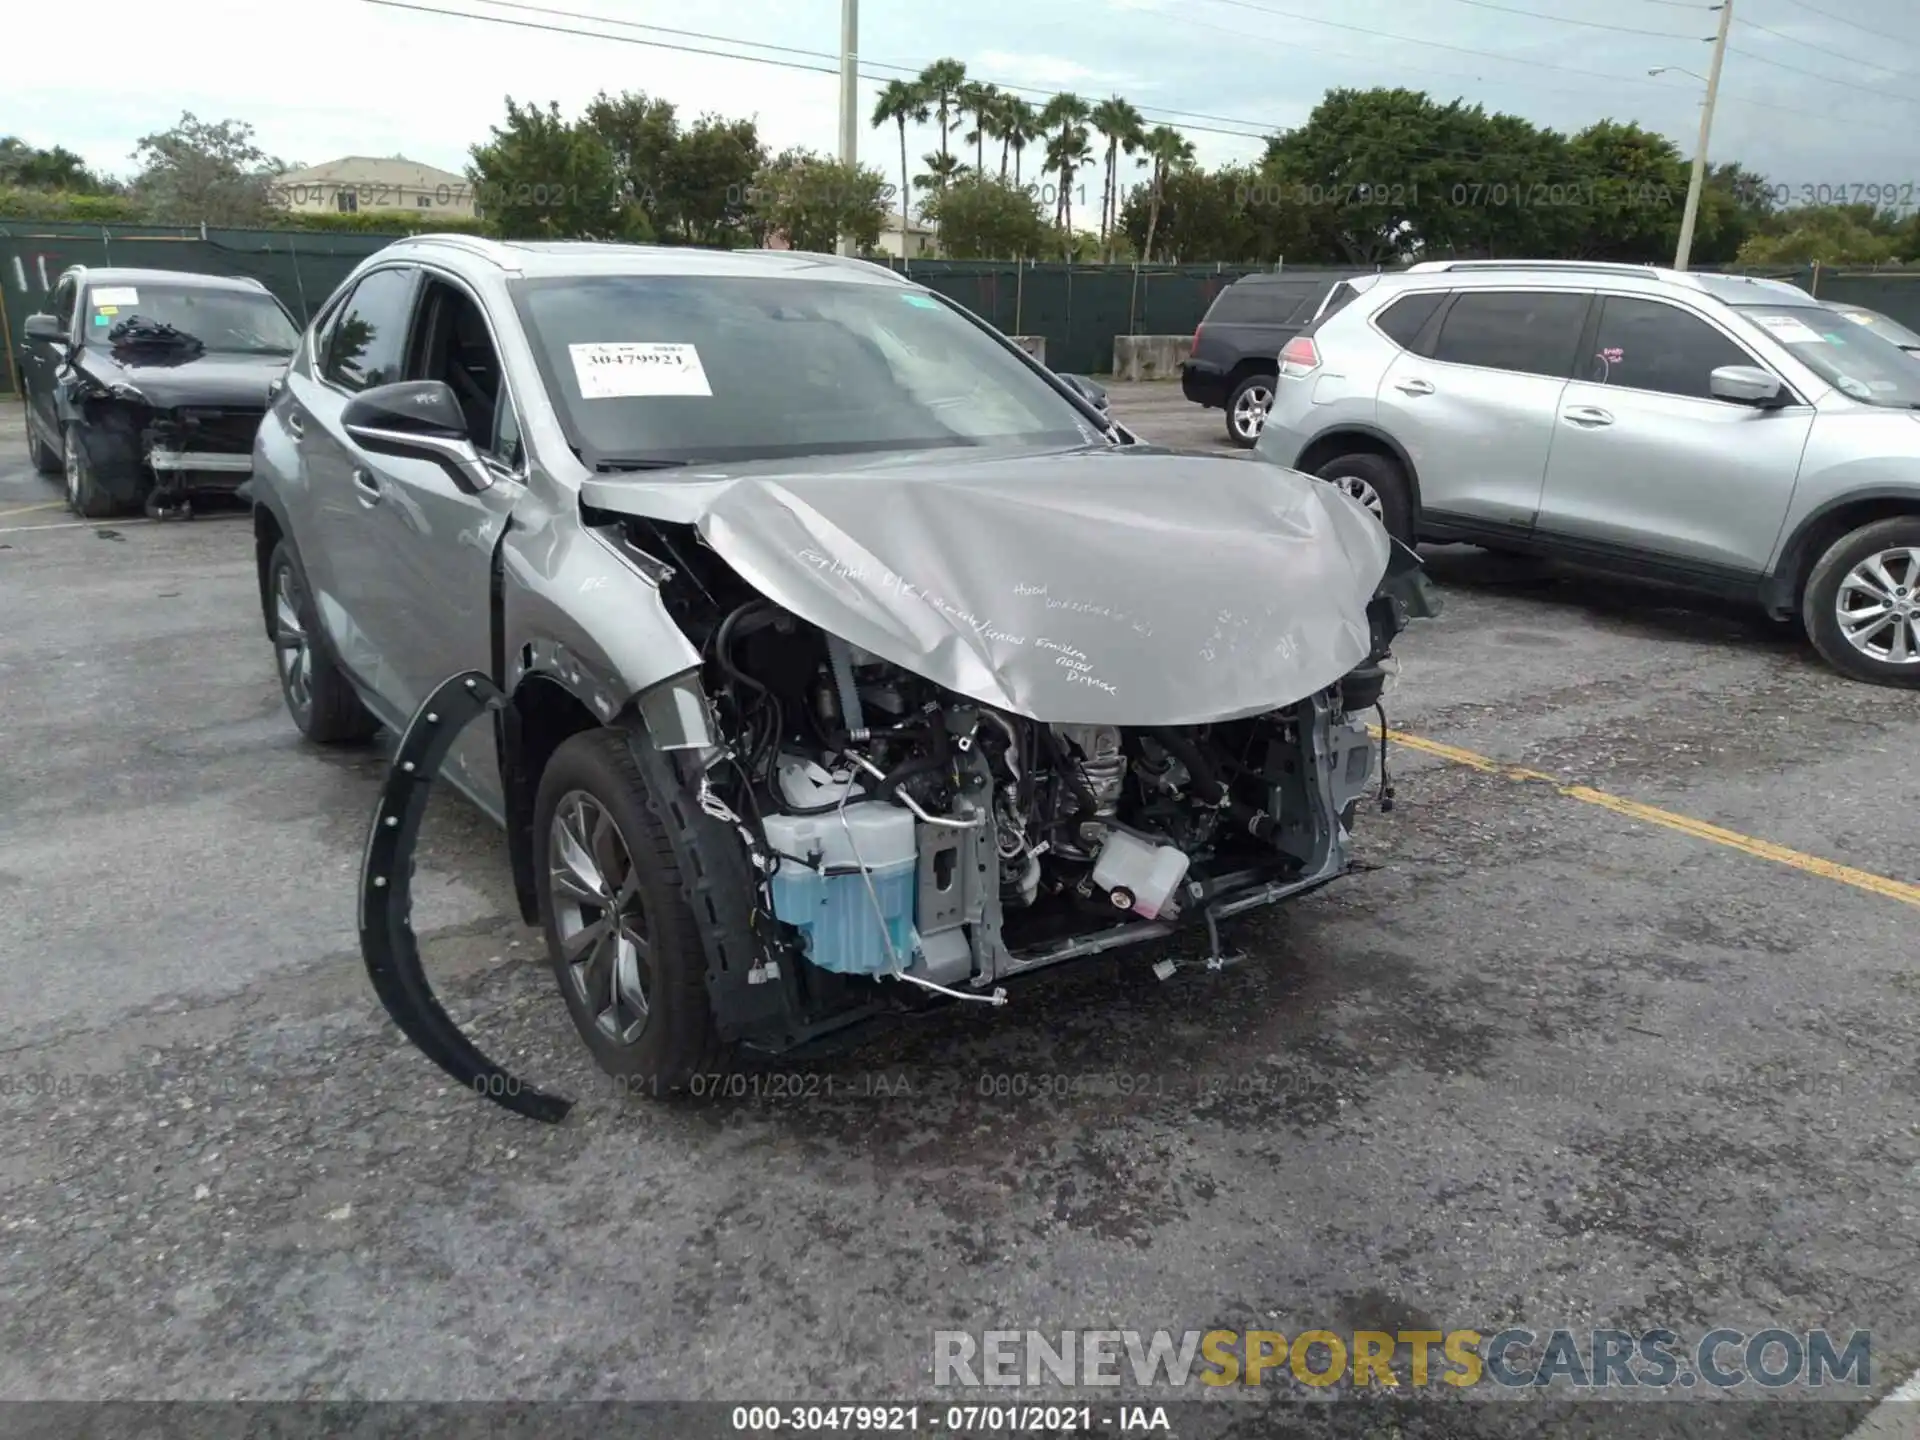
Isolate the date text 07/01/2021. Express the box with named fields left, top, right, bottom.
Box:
left=728, top=1404, right=1169, bottom=1433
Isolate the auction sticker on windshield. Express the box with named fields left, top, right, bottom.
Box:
left=569, top=342, right=712, bottom=398
left=1754, top=314, right=1825, bottom=344
left=90, top=287, right=139, bottom=307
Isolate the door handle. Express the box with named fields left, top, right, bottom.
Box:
left=286, top=411, right=304, bottom=439
left=1394, top=377, right=1435, bottom=396
left=352, top=468, right=383, bottom=504
left=1563, top=406, right=1614, bottom=426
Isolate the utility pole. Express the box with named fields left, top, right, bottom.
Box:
left=837, top=0, right=859, bottom=256
left=1674, top=0, right=1732, bottom=271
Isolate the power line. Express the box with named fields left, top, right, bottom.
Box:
left=1769, top=0, right=1920, bottom=49
left=1735, top=12, right=1910, bottom=73
left=1404, top=0, right=1706, bottom=41
left=1726, top=39, right=1920, bottom=106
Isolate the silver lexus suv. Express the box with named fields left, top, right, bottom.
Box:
left=1260, top=260, right=1920, bottom=686
left=245, top=234, right=1434, bottom=1105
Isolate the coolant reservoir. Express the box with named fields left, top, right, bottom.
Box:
left=1090, top=831, right=1191, bottom=920
left=764, top=803, right=918, bottom=974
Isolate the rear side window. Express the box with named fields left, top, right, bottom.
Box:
left=321, top=267, right=420, bottom=393
left=1374, top=291, right=1446, bottom=350
left=1209, top=282, right=1319, bottom=325
left=1432, top=290, right=1589, bottom=378
left=1587, top=296, right=1752, bottom=400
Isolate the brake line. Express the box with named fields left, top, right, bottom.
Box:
left=358, top=669, right=574, bottom=1123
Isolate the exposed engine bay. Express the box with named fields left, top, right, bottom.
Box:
left=631, top=511, right=1400, bottom=1021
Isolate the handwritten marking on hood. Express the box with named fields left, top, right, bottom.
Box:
left=797, top=547, right=1027, bottom=645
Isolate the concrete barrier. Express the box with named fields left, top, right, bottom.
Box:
left=1112, top=334, right=1191, bottom=382
left=1007, top=335, right=1047, bottom=366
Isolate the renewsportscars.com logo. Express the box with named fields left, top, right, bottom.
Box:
left=933, top=1328, right=1873, bottom=1391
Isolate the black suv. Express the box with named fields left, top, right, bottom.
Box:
left=18, top=266, right=301, bottom=517
left=1181, top=272, right=1363, bottom=446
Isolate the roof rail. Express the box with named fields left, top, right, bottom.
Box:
left=396, top=233, right=524, bottom=269
left=740, top=247, right=907, bottom=282
left=1405, top=259, right=1666, bottom=276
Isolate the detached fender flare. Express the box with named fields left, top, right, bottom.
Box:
left=359, top=668, right=574, bottom=1123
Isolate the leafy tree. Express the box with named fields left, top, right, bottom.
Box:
left=582, top=90, right=678, bottom=232
left=129, top=112, right=286, bottom=226
left=660, top=113, right=764, bottom=246
left=1089, top=96, right=1145, bottom=260
left=468, top=98, right=638, bottom=239
left=920, top=174, right=1052, bottom=258
left=917, top=59, right=969, bottom=184
left=749, top=148, right=887, bottom=253
left=0, top=138, right=108, bottom=193
left=1038, top=93, right=1093, bottom=233
left=1736, top=204, right=1905, bottom=265
left=0, top=186, right=145, bottom=222
left=1562, top=120, right=1687, bottom=261
left=871, top=80, right=930, bottom=258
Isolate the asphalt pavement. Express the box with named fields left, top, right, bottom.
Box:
left=1, top=387, right=1916, bottom=1436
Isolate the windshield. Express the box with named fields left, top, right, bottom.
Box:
left=510, top=274, right=1098, bottom=466
left=1827, top=304, right=1920, bottom=354
left=82, top=283, right=300, bottom=355
left=1737, top=303, right=1920, bottom=408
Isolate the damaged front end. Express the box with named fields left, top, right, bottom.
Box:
left=360, top=448, right=1440, bottom=1118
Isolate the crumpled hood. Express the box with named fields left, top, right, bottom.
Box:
left=76, top=347, right=289, bottom=410
left=585, top=446, right=1394, bottom=727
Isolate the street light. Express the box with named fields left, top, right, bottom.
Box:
left=837, top=0, right=859, bottom=256
left=1658, top=1, right=1733, bottom=272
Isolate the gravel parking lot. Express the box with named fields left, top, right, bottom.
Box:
left=2, top=385, right=1917, bottom=1435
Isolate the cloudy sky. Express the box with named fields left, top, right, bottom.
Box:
left=4, top=0, right=1916, bottom=209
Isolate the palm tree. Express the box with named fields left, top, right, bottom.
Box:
left=998, top=95, right=1038, bottom=185
left=914, top=151, right=966, bottom=197
left=871, top=79, right=930, bottom=258
left=958, top=81, right=998, bottom=175
left=1038, top=93, right=1092, bottom=232
left=916, top=59, right=968, bottom=181
left=1089, top=95, right=1145, bottom=261
left=1140, top=123, right=1195, bottom=264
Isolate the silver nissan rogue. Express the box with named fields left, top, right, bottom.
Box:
left=1262, top=260, right=1920, bottom=687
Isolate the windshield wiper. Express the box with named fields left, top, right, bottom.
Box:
left=593, top=457, right=694, bottom=473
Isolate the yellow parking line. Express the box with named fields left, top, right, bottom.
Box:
left=1373, top=726, right=1920, bottom=911
left=0, top=500, right=64, bottom=519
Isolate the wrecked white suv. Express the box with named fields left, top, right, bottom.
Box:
left=247, top=236, right=1437, bottom=1113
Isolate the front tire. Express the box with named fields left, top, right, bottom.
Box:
left=533, top=729, right=730, bottom=1094
left=267, top=539, right=379, bottom=742
left=1316, top=451, right=1414, bottom=547
left=62, top=425, right=118, bottom=519
left=1224, top=373, right=1274, bottom=448
left=1802, top=517, right=1920, bottom=686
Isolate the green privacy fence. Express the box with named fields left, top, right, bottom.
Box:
left=5, top=219, right=1920, bottom=393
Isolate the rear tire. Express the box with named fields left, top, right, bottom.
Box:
left=27, top=421, right=61, bottom=476
left=267, top=539, right=380, bottom=743
left=533, top=729, right=731, bottom=1095
left=1801, top=516, right=1920, bottom=687
left=1224, top=373, right=1274, bottom=448
left=1316, top=451, right=1414, bottom=547
left=61, top=425, right=118, bottom=519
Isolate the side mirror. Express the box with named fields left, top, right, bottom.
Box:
left=341, top=379, right=492, bottom=491
left=1058, top=372, right=1110, bottom=412
left=23, top=314, right=65, bottom=345
left=1710, top=365, right=1786, bottom=408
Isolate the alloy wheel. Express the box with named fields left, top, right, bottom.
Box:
left=1328, top=473, right=1385, bottom=522
left=272, top=563, right=315, bottom=718
left=1835, top=546, right=1920, bottom=666
left=548, top=790, right=652, bottom=1043
left=1233, top=385, right=1272, bottom=440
